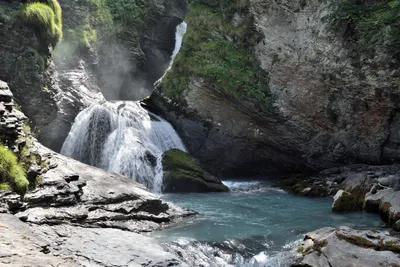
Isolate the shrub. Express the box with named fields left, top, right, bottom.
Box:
left=21, top=1, right=63, bottom=47
left=0, top=145, right=29, bottom=194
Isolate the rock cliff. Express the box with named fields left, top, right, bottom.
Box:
left=151, top=0, right=400, bottom=176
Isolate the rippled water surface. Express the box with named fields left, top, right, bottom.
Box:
left=153, top=180, right=384, bottom=267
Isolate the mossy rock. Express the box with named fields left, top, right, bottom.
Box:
left=162, top=149, right=229, bottom=193
left=0, top=145, right=28, bottom=194
left=20, top=0, right=63, bottom=48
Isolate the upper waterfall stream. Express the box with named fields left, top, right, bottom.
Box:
left=61, top=101, right=186, bottom=192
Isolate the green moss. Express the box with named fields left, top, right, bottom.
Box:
left=20, top=1, right=62, bottom=47
left=296, top=246, right=305, bottom=254
left=162, top=149, right=229, bottom=192
left=0, top=183, right=10, bottom=191
left=0, top=145, right=28, bottom=194
left=163, top=149, right=205, bottom=177
left=328, top=0, right=400, bottom=54
left=161, top=1, right=270, bottom=112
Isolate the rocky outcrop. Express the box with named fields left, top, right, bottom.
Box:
left=151, top=0, right=400, bottom=176
left=0, top=214, right=188, bottom=266
left=0, top=81, right=27, bottom=146
left=11, top=144, right=194, bottom=232
left=331, top=173, right=373, bottom=212
left=162, top=149, right=229, bottom=192
left=294, top=227, right=400, bottom=267
left=364, top=189, right=400, bottom=231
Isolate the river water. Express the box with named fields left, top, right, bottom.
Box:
left=154, top=180, right=384, bottom=267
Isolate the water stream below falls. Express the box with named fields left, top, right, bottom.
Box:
left=61, top=101, right=186, bottom=192
left=154, top=180, right=384, bottom=267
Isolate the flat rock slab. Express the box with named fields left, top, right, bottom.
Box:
left=0, top=214, right=187, bottom=267
left=32, top=224, right=187, bottom=267
left=295, top=226, right=400, bottom=267
left=0, top=214, right=78, bottom=266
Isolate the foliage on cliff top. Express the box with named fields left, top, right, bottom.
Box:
left=105, top=0, right=154, bottom=27
left=330, top=0, right=400, bottom=53
left=20, top=0, right=63, bottom=47
left=0, top=145, right=28, bottom=194
left=161, top=1, right=271, bottom=112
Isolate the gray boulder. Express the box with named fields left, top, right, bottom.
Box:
left=295, top=226, right=400, bottom=267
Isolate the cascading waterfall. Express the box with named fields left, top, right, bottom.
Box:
left=61, top=101, right=186, bottom=192
left=61, top=22, right=188, bottom=193
left=169, top=21, right=187, bottom=68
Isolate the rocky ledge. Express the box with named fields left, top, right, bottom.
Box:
left=294, top=226, right=400, bottom=267
left=0, top=145, right=195, bottom=266
left=1, top=142, right=194, bottom=232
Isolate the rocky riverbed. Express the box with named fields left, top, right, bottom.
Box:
left=0, top=79, right=399, bottom=266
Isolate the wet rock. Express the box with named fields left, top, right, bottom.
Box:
left=332, top=190, right=353, bottom=212
left=332, top=173, right=373, bottom=212
left=295, top=227, right=400, bottom=267
left=162, top=149, right=229, bottom=193
left=364, top=189, right=400, bottom=228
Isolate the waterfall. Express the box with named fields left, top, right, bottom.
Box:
left=169, top=21, right=187, bottom=68
left=61, top=22, right=188, bottom=192
left=61, top=101, right=186, bottom=193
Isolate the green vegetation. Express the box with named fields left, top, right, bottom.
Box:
left=329, top=0, right=400, bottom=52
left=65, top=24, right=97, bottom=50
left=162, top=1, right=270, bottom=112
left=0, top=183, right=10, bottom=191
left=0, top=145, right=28, bottom=194
left=21, top=0, right=63, bottom=47
left=105, top=0, right=153, bottom=27
left=296, top=246, right=305, bottom=254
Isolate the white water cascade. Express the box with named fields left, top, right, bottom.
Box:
left=61, top=101, right=186, bottom=193
left=169, top=21, right=187, bottom=68
left=61, top=22, right=188, bottom=193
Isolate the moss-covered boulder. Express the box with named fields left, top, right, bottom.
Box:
left=332, top=173, right=373, bottom=212
left=162, top=149, right=229, bottom=193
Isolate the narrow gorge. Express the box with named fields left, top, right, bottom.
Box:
left=0, top=0, right=399, bottom=267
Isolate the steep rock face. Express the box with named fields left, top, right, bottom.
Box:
left=0, top=2, right=59, bottom=141
left=0, top=0, right=187, bottom=153
left=151, top=0, right=400, bottom=175
left=95, top=0, right=187, bottom=101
